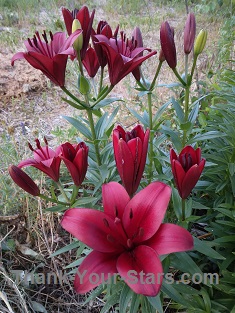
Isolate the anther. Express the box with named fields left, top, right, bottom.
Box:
left=103, top=218, right=109, bottom=228
left=129, top=208, right=133, bottom=219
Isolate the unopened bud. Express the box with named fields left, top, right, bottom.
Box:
left=160, top=21, right=177, bottom=69
left=9, top=165, right=40, bottom=196
left=78, top=74, right=90, bottom=95
left=184, top=13, right=196, bottom=54
left=72, top=19, right=83, bottom=52
left=194, top=29, right=207, bottom=56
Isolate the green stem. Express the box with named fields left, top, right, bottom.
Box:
left=189, top=56, right=198, bottom=86
left=39, top=194, right=69, bottom=205
left=147, top=92, right=154, bottom=183
left=182, top=85, right=190, bottom=146
left=77, top=50, right=84, bottom=76
left=61, top=86, right=88, bottom=109
left=90, top=85, right=114, bottom=108
left=182, top=198, right=186, bottom=221
left=172, top=68, right=187, bottom=86
left=87, top=109, right=102, bottom=166
left=99, top=67, right=104, bottom=95
left=70, top=185, right=80, bottom=205
left=149, top=61, right=163, bottom=90
left=56, top=180, right=70, bottom=203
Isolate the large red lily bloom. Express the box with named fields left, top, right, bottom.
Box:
left=59, top=142, right=89, bottom=186
left=94, top=32, right=157, bottom=86
left=62, top=6, right=95, bottom=60
left=18, top=138, right=61, bottom=182
left=170, top=146, right=206, bottom=199
left=11, top=30, right=82, bottom=87
left=160, top=21, right=177, bottom=69
left=61, top=181, right=193, bottom=296
left=113, top=125, right=150, bottom=197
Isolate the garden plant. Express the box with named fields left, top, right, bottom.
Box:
left=1, top=0, right=235, bottom=312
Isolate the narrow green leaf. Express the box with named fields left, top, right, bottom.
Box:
left=119, top=284, right=133, bottom=312
left=127, top=107, right=149, bottom=127
left=45, top=205, right=67, bottom=212
left=62, top=115, right=92, bottom=140
left=61, top=97, right=86, bottom=110
left=162, top=280, right=190, bottom=307
left=147, top=294, right=163, bottom=313
left=92, top=97, right=121, bottom=109
left=193, top=237, right=225, bottom=260
left=50, top=241, right=80, bottom=257
left=187, top=131, right=226, bottom=144
left=153, top=100, right=171, bottom=124
left=172, top=98, right=184, bottom=123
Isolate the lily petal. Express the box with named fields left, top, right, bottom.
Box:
left=102, top=182, right=130, bottom=219
left=145, top=223, right=194, bottom=255
left=123, top=182, right=171, bottom=242
left=181, top=164, right=202, bottom=199
left=61, top=208, right=124, bottom=253
left=74, top=250, right=117, bottom=294
left=117, top=245, right=163, bottom=296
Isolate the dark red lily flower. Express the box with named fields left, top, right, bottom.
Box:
left=184, top=13, right=196, bottom=54
left=9, top=165, right=40, bottom=196
left=170, top=146, right=206, bottom=199
left=62, top=6, right=95, bottom=60
left=61, top=181, right=193, bottom=296
left=92, top=21, right=119, bottom=68
left=18, top=138, right=61, bottom=182
left=11, top=30, right=82, bottom=87
left=82, top=46, right=100, bottom=77
left=59, top=142, right=88, bottom=186
left=113, top=125, right=150, bottom=197
left=94, top=32, right=157, bottom=85
left=160, top=21, right=177, bottom=69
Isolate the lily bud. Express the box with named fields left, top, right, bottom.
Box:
left=170, top=146, right=206, bottom=199
left=9, top=165, right=40, bottom=196
left=184, top=13, right=196, bottom=54
left=78, top=74, right=90, bottom=95
left=72, top=19, right=83, bottom=52
left=194, top=29, right=207, bottom=56
left=160, top=21, right=177, bottom=69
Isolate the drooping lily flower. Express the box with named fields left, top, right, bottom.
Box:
left=160, top=21, right=177, bottom=69
left=94, top=31, right=157, bottom=85
left=92, top=21, right=119, bottom=68
left=8, top=165, right=40, bottom=196
left=18, top=138, right=61, bottom=182
left=113, top=125, right=150, bottom=197
left=61, top=181, right=193, bottom=296
left=11, top=30, right=82, bottom=87
left=62, top=6, right=95, bottom=60
left=59, top=142, right=89, bottom=186
left=170, top=146, right=206, bottom=199
left=82, top=46, right=100, bottom=77
left=184, top=13, right=196, bottom=54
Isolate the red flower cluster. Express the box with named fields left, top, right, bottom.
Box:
left=9, top=138, right=88, bottom=194
left=11, top=6, right=156, bottom=86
